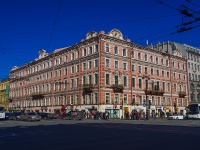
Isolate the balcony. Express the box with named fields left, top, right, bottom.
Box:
left=144, top=88, right=164, bottom=96
left=111, top=84, right=124, bottom=93
left=31, top=92, right=44, bottom=100
left=82, top=84, right=94, bottom=93
left=178, top=91, right=186, bottom=98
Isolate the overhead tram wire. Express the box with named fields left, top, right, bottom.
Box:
left=46, top=0, right=62, bottom=52
left=0, top=14, right=180, bottom=38
left=186, top=0, right=200, bottom=8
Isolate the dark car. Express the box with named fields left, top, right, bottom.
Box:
left=63, top=111, right=83, bottom=120
left=5, top=113, right=10, bottom=120
left=38, top=112, right=53, bottom=119
left=9, top=112, right=22, bottom=120
left=20, top=112, right=40, bottom=121
left=48, top=113, right=58, bottom=119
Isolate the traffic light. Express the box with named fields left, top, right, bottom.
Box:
left=149, top=100, right=151, bottom=105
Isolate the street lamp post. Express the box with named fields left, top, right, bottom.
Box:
left=142, top=75, right=150, bottom=114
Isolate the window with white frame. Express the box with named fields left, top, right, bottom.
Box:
left=106, top=74, right=110, bottom=85
left=132, top=64, right=135, bottom=71
left=88, top=94, right=92, bottom=104
left=144, top=54, right=147, bottom=61
left=115, top=94, right=119, bottom=104
left=83, top=48, right=86, bottom=56
left=94, top=59, right=98, bottom=67
left=114, top=45, right=118, bottom=54
left=138, top=66, right=142, bottom=73
left=76, top=78, right=79, bottom=87
left=106, top=93, right=110, bottom=104
left=115, top=76, right=119, bottom=85
left=89, top=46, right=92, bottom=55
left=124, top=76, right=127, bottom=87
left=115, top=61, right=118, bottom=69
left=123, top=62, right=127, bottom=70
left=95, top=44, right=98, bottom=53
left=106, top=59, right=110, bottom=67
left=71, top=66, right=74, bottom=73
left=138, top=53, right=141, bottom=60
left=132, top=51, right=134, bottom=58
left=94, top=74, right=98, bottom=85
left=76, top=65, right=79, bottom=72
left=89, top=74, right=92, bottom=84
left=88, top=61, right=92, bottom=69
left=94, top=93, right=98, bottom=104
left=156, top=57, right=159, bottom=64
left=70, top=95, right=74, bottom=104
left=71, top=79, right=74, bottom=89
left=83, top=62, right=86, bottom=70
left=65, top=55, right=68, bottom=62
left=71, top=53, right=74, bottom=60
left=123, top=48, right=126, bottom=56
left=150, top=55, right=153, bottom=62
left=82, top=95, right=86, bottom=104
left=106, top=44, right=109, bottom=52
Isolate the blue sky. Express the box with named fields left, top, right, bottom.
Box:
left=0, top=0, right=200, bottom=80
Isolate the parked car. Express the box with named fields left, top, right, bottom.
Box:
left=48, top=113, right=58, bottom=119
left=63, top=111, right=84, bottom=120
left=38, top=112, right=54, bottom=119
left=20, top=112, right=40, bottom=121
left=9, top=112, right=22, bottom=120
left=5, top=112, right=10, bottom=120
left=168, top=114, right=186, bottom=120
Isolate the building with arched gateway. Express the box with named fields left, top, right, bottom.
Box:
left=8, top=29, right=188, bottom=118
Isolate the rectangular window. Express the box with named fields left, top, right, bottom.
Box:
left=139, top=79, right=142, bottom=88
left=76, top=78, right=79, bottom=87
left=114, top=46, right=118, bottom=54
left=132, top=51, right=134, bottom=58
left=71, top=66, right=74, bottom=73
left=106, top=59, right=110, bottom=67
left=156, top=57, right=158, bottom=64
left=94, top=74, right=98, bottom=85
left=94, top=93, right=98, bottom=104
left=83, top=49, right=86, bottom=56
left=94, top=59, right=98, bottom=67
left=168, top=83, right=170, bottom=92
left=106, top=93, right=110, bottom=104
left=161, top=59, right=163, bottom=65
left=124, top=76, right=127, bottom=87
left=115, top=61, right=118, bottom=69
left=151, top=68, right=154, bottom=75
left=123, top=48, right=126, bottom=56
left=132, top=65, right=135, bottom=71
left=138, top=66, right=142, bottom=73
left=95, top=44, right=98, bottom=52
left=115, top=76, right=119, bottom=85
left=89, top=74, right=92, bottom=84
left=166, top=60, right=168, bottom=66
left=132, top=78, right=135, bottom=87
left=76, top=65, right=79, bottom=72
left=123, top=63, right=127, bottom=70
left=162, top=82, right=165, bottom=91
left=71, top=79, right=74, bottom=89
left=145, top=67, right=148, bottom=74
left=167, top=72, right=169, bottom=78
left=89, top=46, right=92, bottom=55
left=162, top=71, right=164, bottom=77
left=174, top=84, right=176, bottom=92
left=114, top=94, right=119, bottom=104
left=83, top=62, right=86, bottom=70
left=157, top=70, right=159, bottom=76
left=106, top=44, right=109, bottom=52
left=106, top=74, right=110, bottom=85
left=88, top=61, right=92, bottom=69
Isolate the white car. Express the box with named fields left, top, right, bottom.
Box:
left=168, top=115, right=185, bottom=120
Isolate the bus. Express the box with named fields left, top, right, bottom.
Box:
left=187, top=103, right=200, bottom=119
left=0, top=107, right=5, bottom=120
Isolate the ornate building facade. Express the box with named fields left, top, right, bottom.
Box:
left=8, top=29, right=188, bottom=117
left=0, top=78, right=10, bottom=111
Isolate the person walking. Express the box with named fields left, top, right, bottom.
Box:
left=145, top=112, right=149, bottom=120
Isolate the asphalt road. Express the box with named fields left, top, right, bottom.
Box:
left=0, top=119, right=199, bottom=150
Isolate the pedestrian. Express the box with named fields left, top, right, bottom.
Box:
left=145, top=112, right=149, bottom=120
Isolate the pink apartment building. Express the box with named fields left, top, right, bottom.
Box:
left=8, top=29, right=188, bottom=118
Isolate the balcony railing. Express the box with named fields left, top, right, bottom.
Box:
left=111, top=84, right=124, bottom=93
left=178, top=91, right=186, bottom=98
left=144, top=88, right=164, bottom=96
left=31, top=92, right=44, bottom=99
left=82, top=84, right=94, bottom=93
